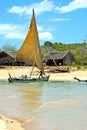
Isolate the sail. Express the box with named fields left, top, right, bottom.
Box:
left=16, top=9, right=44, bottom=74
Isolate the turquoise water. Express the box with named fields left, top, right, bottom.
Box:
left=0, top=81, right=87, bottom=130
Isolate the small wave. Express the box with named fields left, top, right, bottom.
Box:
left=38, top=99, right=77, bottom=110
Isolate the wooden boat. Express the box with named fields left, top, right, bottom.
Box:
left=48, top=67, right=70, bottom=73
left=74, top=77, right=87, bottom=82
left=8, top=9, right=50, bottom=83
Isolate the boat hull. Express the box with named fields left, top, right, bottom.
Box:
left=74, top=77, right=87, bottom=82
left=8, top=75, right=50, bottom=83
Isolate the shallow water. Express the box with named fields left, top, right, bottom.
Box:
left=0, top=81, right=87, bottom=130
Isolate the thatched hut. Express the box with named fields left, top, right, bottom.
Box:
left=0, top=51, right=16, bottom=65
left=45, top=51, right=74, bottom=66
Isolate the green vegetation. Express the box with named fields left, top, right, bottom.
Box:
left=1, top=43, right=16, bottom=52
left=41, top=41, right=87, bottom=65
left=0, top=41, right=87, bottom=66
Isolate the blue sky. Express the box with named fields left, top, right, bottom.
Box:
left=0, top=0, right=87, bottom=49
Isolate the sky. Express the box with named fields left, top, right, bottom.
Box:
left=0, top=0, right=87, bottom=49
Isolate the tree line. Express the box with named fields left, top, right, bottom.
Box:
left=0, top=41, right=87, bottom=65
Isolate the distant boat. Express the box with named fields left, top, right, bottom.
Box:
left=8, top=9, right=50, bottom=83
left=74, top=77, right=87, bottom=82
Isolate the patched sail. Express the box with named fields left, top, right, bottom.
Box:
left=16, top=9, right=44, bottom=74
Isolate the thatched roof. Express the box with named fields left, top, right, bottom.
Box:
left=6, top=51, right=17, bottom=58
left=0, top=51, right=17, bottom=58
left=45, top=51, right=70, bottom=60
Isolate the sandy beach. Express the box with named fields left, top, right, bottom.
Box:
left=0, top=66, right=87, bottom=130
left=0, top=66, right=87, bottom=82
left=0, top=114, right=24, bottom=130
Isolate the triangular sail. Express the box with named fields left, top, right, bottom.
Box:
left=16, top=9, right=44, bottom=74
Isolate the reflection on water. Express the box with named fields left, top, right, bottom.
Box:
left=17, top=82, right=43, bottom=119
left=0, top=81, right=87, bottom=130
left=0, top=81, right=44, bottom=119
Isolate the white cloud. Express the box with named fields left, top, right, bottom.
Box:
left=0, top=23, right=53, bottom=41
left=8, top=0, right=55, bottom=16
left=8, top=0, right=87, bottom=15
left=37, top=24, right=54, bottom=40
left=0, top=23, right=26, bottom=39
left=8, top=6, right=28, bottom=16
left=39, top=32, right=53, bottom=40
left=37, top=24, right=44, bottom=32
left=55, top=0, right=87, bottom=13
left=52, top=18, right=70, bottom=21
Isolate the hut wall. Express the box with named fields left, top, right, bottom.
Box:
left=0, top=57, right=14, bottom=65
left=63, top=53, right=72, bottom=65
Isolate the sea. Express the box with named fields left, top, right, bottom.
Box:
left=0, top=80, right=87, bottom=130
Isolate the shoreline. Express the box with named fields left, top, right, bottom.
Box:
left=0, top=66, right=87, bottom=82
left=0, top=66, right=87, bottom=130
left=0, top=114, right=25, bottom=130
